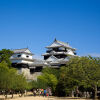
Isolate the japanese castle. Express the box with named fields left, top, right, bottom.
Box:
left=42, top=38, right=76, bottom=67
left=10, top=39, right=77, bottom=80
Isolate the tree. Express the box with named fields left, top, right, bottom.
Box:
left=0, top=61, right=28, bottom=98
left=0, top=49, right=30, bottom=98
left=37, top=73, right=58, bottom=93
left=42, top=67, right=60, bottom=79
left=57, top=56, right=100, bottom=98
left=14, top=74, right=28, bottom=97
left=0, top=49, right=13, bottom=67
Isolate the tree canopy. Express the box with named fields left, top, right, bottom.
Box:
left=0, top=49, right=13, bottom=67
left=0, top=49, right=29, bottom=98
left=56, top=56, right=100, bottom=97
left=33, top=56, right=100, bottom=98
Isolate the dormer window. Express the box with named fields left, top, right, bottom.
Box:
left=17, top=55, right=21, bottom=57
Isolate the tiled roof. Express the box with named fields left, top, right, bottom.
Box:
left=46, top=39, right=76, bottom=50
left=13, top=48, right=27, bottom=52
left=13, top=48, right=33, bottom=55
left=29, top=59, right=48, bottom=66
left=46, top=55, right=58, bottom=62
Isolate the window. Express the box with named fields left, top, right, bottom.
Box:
left=30, top=69, right=35, bottom=74
left=17, top=55, right=21, bottom=57
left=26, top=55, right=29, bottom=58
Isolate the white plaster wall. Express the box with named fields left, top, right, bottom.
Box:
left=11, top=53, right=33, bottom=59
left=11, top=59, right=33, bottom=64
left=21, top=60, right=33, bottom=64
left=67, top=49, right=74, bottom=55
left=21, top=54, right=33, bottom=59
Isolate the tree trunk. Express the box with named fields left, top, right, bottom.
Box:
left=21, top=93, right=24, bottom=97
left=19, top=91, right=21, bottom=97
left=71, top=90, right=74, bottom=97
left=11, top=91, right=14, bottom=98
left=94, top=85, right=98, bottom=99
left=76, top=86, right=79, bottom=97
left=5, top=92, right=7, bottom=99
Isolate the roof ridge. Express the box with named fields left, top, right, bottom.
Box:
left=13, top=48, right=28, bottom=50
left=56, top=40, right=68, bottom=45
left=55, top=40, right=74, bottom=49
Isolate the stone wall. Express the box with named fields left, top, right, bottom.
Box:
left=17, top=68, right=42, bottom=81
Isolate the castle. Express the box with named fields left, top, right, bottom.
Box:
left=10, top=39, right=77, bottom=80
left=42, top=38, right=76, bottom=67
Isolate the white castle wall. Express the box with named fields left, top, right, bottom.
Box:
left=21, top=54, right=33, bottom=59
left=67, top=49, right=74, bottom=55
left=10, top=52, right=33, bottom=64
left=20, top=60, right=33, bottom=64
left=11, top=59, right=33, bottom=64
left=11, top=53, right=33, bottom=59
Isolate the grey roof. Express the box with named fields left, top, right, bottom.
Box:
left=44, top=55, right=72, bottom=65
left=46, top=55, right=58, bottom=62
left=28, top=59, right=48, bottom=67
left=13, top=48, right=33, bottom=55
left=46, top=39, right=76, bottom=50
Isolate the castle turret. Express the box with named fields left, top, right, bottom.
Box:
left=10, top=48, right=34, bottom=67
left=10, top=48, right=46, bottom=80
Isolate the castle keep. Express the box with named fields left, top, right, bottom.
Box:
left=42, top=39, right=76, bottom=67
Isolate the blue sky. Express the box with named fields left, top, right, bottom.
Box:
left=0, top=0, right=100, bottom=59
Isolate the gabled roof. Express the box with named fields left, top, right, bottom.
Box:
left=46, top=55, right=58, bottom=62
left=64, top=56, right=70, bottom=61
left=46, top=39, right=76, bottom=50
left=13, top=48, right=33, bottom=55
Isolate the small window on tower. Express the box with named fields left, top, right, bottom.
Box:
left=18, top=55, right=21, bottom=57
left=26, top=55, right=29, bottom=58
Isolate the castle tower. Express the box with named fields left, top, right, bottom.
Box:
left=42, top=39, right=77, bottom=67
left=10, top=48, right=46, bottom=80
left=10, top=48, right=34, bottom=68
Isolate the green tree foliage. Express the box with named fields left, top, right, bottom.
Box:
left=38, top=73, right=58, bottom=92
left=30, top=79, right=48, bottom=89
left=42, top=67, right=60, bottom=79
left=30, top=56, right=100, bottom=98
left=0, top=49, right=13, bottom=67
left=56, top=65, right=80, bottom=96
left=57, top=56, right=100, bottom=98
left=0, top=61, right=9, bottom=90
left=0, top=61, right=28, bottom=97
left=0, top=49, right=29, bottom=98
left=31, top=67, right=59, bottom=94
